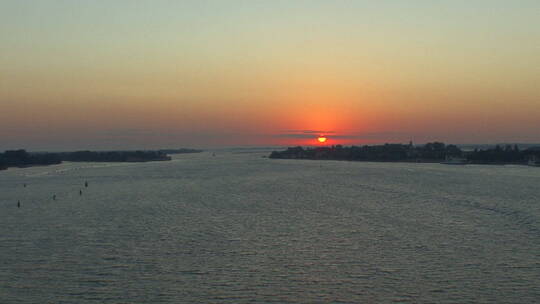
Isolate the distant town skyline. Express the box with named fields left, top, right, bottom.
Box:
left=1, top=1, right=539, bottom=150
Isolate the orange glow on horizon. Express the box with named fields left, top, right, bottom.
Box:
left=317, top=136, right=328, bottom=143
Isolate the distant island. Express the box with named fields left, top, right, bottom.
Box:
left=269, top=142, right=540, bottom=166
left=0, top=150, right=62, bottom=170
left=0, top=148, right=200, bottom=171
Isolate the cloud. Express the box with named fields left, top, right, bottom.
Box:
left=283, top=130, right=337, bottom=134
left=274, top=131, right=411, bottom=140
left=275, top=129, right=337, bottom=138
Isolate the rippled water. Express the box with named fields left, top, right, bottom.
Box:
left=1, top=151, right=539, bottom=303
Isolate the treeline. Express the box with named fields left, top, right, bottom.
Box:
left=0, top=149, right=62, bottom=170
left=467, top=144, right=539, bottom=164
left=57, top=150, right=171, bottom=162
left=269, top=142, right=458, bottom=162
left=0, top=149, right=171, bottom=170
left=269, top=142, right=540, bottom=164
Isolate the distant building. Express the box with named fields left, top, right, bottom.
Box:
left=406, top=140, right=418, bottom=159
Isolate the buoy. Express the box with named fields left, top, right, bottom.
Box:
left=17, top=200, right=20, bottom=208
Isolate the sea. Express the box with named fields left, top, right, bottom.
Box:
left=1, top=150, right=539, bottom=303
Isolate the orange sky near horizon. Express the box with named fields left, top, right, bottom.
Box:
left=1, top=1, right=539, bottom=150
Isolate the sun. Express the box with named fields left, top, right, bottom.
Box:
left=317, top=136, right=327, bottom=143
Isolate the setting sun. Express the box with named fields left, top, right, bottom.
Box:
left=317, top=136, right=327, bottom=143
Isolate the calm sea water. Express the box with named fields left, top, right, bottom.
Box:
left=1, top=151, right=539, bottom=303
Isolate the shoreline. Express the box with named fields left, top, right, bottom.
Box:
left=269, top=143, right=540, bottom=167
left=271, top=157, right=534, bottom=166
left=0, top=149, right=197, bottom=171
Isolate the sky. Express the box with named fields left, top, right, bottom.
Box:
left=1, top=0, right=539, bottom=150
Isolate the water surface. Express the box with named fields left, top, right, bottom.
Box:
left=1, top=152, right=539, bottom=303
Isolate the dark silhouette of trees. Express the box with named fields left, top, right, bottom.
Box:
left=270, top=142, right=462, bottom=162
left=270, top=143, right=540, bottom=165
left=467, top=145, right=529, bottom=164
left=0, top=150, right=61, bottom=169
left=0, top=149, right=172, bottom=170
left=57, top=150, right=171, bottom=162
